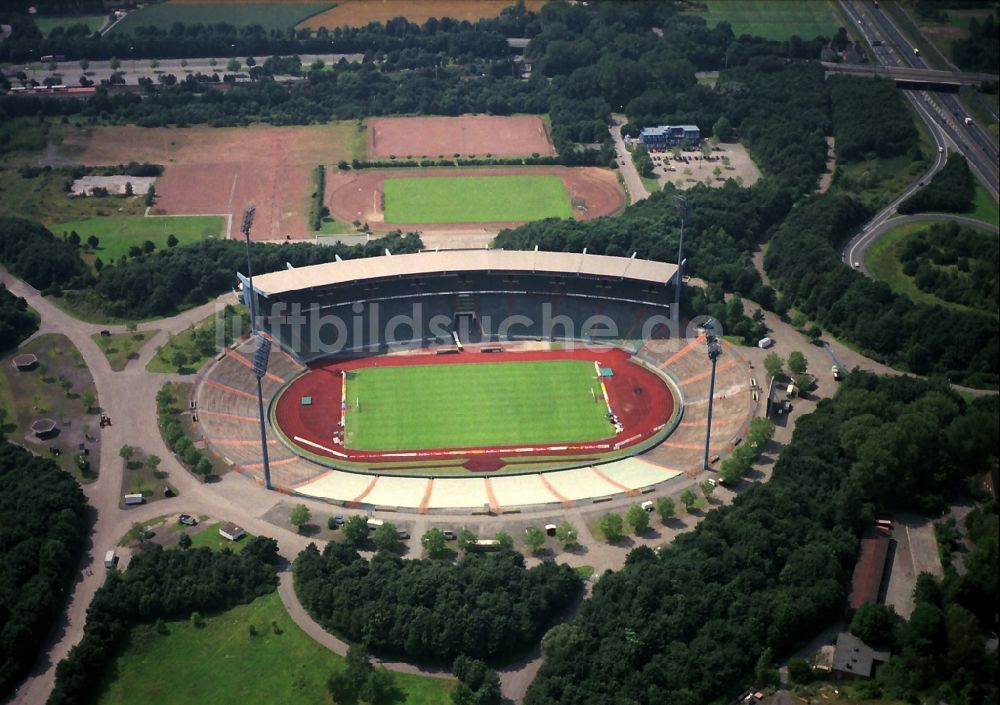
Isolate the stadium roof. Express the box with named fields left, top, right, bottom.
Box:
left=249, top=250, right=678, bottom=297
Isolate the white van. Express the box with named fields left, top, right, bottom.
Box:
left=641, top=500, right=655, bottom=512
left=104, top=550, right=117, bottom=569
left=757, top=337, right=774, bottom=349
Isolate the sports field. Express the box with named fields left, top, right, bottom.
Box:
left=383, top=174, right=572, bottom=224
left=691, top=0, right=839, bottom=41
left=344, top=360, right=612, bottom=450
left=110, top=2, right=334, bottom=34
left=54, top=215, right=223, bottom=264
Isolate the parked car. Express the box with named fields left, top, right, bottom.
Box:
left=178, top=514, right=198, bottom=526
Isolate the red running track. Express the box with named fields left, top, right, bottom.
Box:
left=272, top=348, right=675, bottom=470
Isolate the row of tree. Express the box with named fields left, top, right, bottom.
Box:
left=524, top=373, right=998, bottom=704
left=0, top=283, right=37, bottom=353
left=0, top=442, right=90, bottom=700
left=48, top=538, right=280, bottom=705
left=293, top=542, right=581, bottom=663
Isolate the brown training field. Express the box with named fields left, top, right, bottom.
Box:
left=53, top=124, right=356, bottom=240
left=326, top=166, right=625, bottom=231
left=368, top=115, right=556, bottom=160
left=299, top=0, right=545, bottom=29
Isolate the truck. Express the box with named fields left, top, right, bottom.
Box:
left=964, top=117, right=973, bottom=125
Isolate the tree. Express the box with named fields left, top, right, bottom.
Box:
left=680, top=488, right=698, bottom=512
left=524, top=526, right=546, bottom=553
left=457, top=527, right=477, bottom=552
left=787, top=350, right=808, bottom=374
left=141, top=239, right=155, bottom=254
left=494, top=530, right=514, bottom=551
left=119, top=444, right=133, bottom=463
left=81, top=390, right=96, bottom=413
left=452, top=655, right=501, bottom=705
left=245, top=56, right=256, bottom=67
left=79, top=58, right=89, bottom=71
left=787, top=659, right=814, bottom=685
left=149, top=59, right=159, bottom=69
left=421, top=527, right=447, bottom=556
left=763, top=351, right=784, bottom=379
left=226, top=58, right=241, bottom=72
left=655, top=496, right=675, bottom=523
left=145, top=184, right=156, bottom=207
left=124, top=181, right=133, bottom=197
left=753, top=647, right=778, bottom=688
left=171, top=350, right=187, bottom=371
left=699, top=479, right=715, bottom=500
left=599, top=512, right=624, bottom=542
left=372, top=522, right=401, bottom=552
left=110, top=57, right=120, bottom=70
left=290, top=504, right=311, bottom=533
left=166, top=233, right=178, bottom=247
left=555, top=521, right=578, bottom=549
left=195, top=457, right=213, bottom=476
left=178, top=533, right=192, bottom=550
left=625, top=505, right=649, bottom=534
left=343, top=515, right=369, bottom=545
left=86, top=234, right=99, bottom=250
left=146, top=454, right=160, bottom=472
left=712, top=116, right=733, bottom=142
left=850, top=603, right=901, bottom=646
left=67, top=231, right=80, bottom=246
left=94, top=257, right=103, bottom=272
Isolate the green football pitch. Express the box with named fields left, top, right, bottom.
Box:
left=344, top=360, right=613, bottom=450
left=382, top=174, right=573, bottom=224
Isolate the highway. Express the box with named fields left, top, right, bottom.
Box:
left=837, top=0, right=999, bottom=274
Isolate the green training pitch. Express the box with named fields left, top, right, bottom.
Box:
left=692, top=1, right=839, bottom=42
left=54, top=215, right=223, bottom=264
left=110, top=3, right=334, bottom=34
left=344, top=360, right=612, bottom=450
left=382, top=174, right=573, bottom=224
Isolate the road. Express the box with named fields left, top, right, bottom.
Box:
left=841, top=0, right=999, bottom=202
left=844, top=212, right=999, bottom=278
left=609, top=114, right=650, bottom=204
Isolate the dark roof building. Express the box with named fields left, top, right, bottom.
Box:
left=831, top=632, right=890, bottom=680
left=848, top=535, right=891, bottom=610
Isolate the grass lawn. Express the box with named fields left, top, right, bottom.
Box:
left=0, top=334, right=99, bottom=482
left=640, top=175, right=661, bottom=194
left=689, top=0, right=839, bottom=41
left=187, top=522, right=254, bottom=553
left=865, top=221, right=996, bottom=316
left=92, top=330, right=158, bottom=371
left=54, top=215, right=224, bottom=265
left=345, top=360, right=612, bottom=450
left=148, top=306, right=248, bottom=374
left=970, top=182, right=999, bottom=227
left=34, top=14, right=107, bottom=36
left=383, top=174, right=572, bottom=224
left=110, top=3, right=333, bottom=34
left=96, top=591, right=453, bottom=705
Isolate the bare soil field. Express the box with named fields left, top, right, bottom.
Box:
left=326, top=166, right=624, bottom=231
left=299, top=0, right=545, bottom=29
left=369, top=115, right=555, bottom=159
left=51, top=124, right=357, bottom=239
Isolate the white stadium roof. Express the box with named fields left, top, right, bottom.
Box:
left=249, top=250, right=677, bottom=297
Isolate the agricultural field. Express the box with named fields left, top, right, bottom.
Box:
left=96, top=591, right=453, bottom=705
left=110, top=2, right=334, bottom=34
left=55, top=216, right=224, bottom=265
left=689, top=0, right=840, bottom=41
left=383, top=174, right=573, bottom=224
left=344, top=360, right=612, bottom=450
left=299, top=0, right=545, bottom=30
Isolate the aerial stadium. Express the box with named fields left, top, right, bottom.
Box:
left=194, top=249, right=756, bottom=512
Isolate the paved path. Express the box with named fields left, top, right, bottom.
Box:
left=609, top=114, right=649, bottom=204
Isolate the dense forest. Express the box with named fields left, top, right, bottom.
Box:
left=0, top=442, right=90, bottom=700
left=0, top=217, right=422, bottom=318
left=827, top=75, right=919, bottom=161
left=294, top=543, right=582, bottom=663
left=0, top=283, right=37, bottom=352
left=47, top=537, right=280, bottom=705
left=525, top=374, right=998, bottom=705
left=897, top=221, right=999, bottom=314
left=897, top=154, right=975, bottom=215
left=764, top=193, right=998, bottom=387
left=951, top=12, right=999, bottom=72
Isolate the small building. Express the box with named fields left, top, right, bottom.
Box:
left=12, top=353, right=38, bottom=371
left=831, top=632, right=890, bottom=680
left=639, top=124, right=701, bottom=150
left=30, top=418, right=57, bottom=439
left=848, top=534, right=892, bottom=611
left=123, top=493, right=144, bottom=506
left=219, top=522, right=245, bottom=541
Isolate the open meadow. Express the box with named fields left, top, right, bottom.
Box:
left=55, top=216, right=223, bottom=264
left=690, top=0, right=840, bottom=41
left=96, top=592, right=453, bottom=705
left=110, top=2, right=334, bottom=34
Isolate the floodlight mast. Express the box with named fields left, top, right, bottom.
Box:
left=242, top=206, right=257, bottom=335
left=703, top=322, right=723, bottom=471
left=241, top=205, right=272, bottom=490
left=673, top=195, right=687, bottom=332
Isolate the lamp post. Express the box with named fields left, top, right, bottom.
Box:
left=241, top=206, right=272, bottom=490
left=673, top=194, right=687, bottom=332
left=703, top=322, right=722, bottom=470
